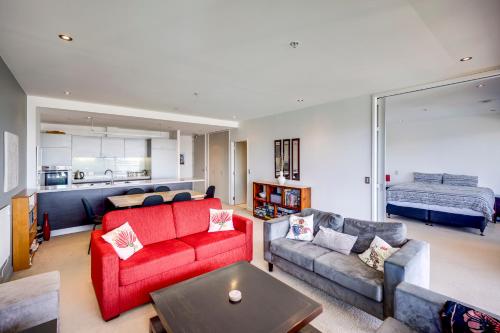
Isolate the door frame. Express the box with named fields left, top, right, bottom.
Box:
left=371, top=69, right=500, bottom=220
left=230, top=139, right=249, bottom=208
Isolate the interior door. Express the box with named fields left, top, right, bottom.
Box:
left=234, top=141, right=247, bottom=206
left=193, top=134, right=206, bottom=193
left=208, top=131, right=229, bottom=203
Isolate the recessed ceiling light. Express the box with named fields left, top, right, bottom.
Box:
left=193, top=92, right=199, bottom=96
left=423, top=108, right=428, bottom=112
left=58, top=34, right=73, bottom=42
left=476, top=83, right=485, bottom=88
left=297, top=98, right=304, bottom=102
left=460, top=56, right=472, bottom=62
left=491, top=109, right=497, bottom=112
left=64, top=91, right=71, bottom=95
left=289, top=41, right=300, bottom=49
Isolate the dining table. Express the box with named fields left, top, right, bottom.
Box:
left=107, top=190, right=206, bottom=208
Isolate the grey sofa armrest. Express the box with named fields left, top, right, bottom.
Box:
left=0, top=271, right=60, bottom=332
left=263, top=216, right=290, bottom=262
left=394, top=282, right=500, bottom=333
left=383, top=239, right=430, bottom=317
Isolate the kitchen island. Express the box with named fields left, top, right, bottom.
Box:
left=37, top=178, right=205, bottom=234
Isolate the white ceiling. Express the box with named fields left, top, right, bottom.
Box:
left=39, top=107, right=227, bottom=135
left=386, top=75, right=500, bottom=123
left=1, top=0, right=499, bottom=121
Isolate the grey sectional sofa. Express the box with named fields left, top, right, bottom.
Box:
left=377, top=282, right=500, bottom=332
left=263, top=208, right=430, bottom=319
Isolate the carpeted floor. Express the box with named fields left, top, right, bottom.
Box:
left=12, top=206, right=500, bottom=333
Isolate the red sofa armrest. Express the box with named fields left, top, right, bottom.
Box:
left=90, top=230, right=120, bottom=320
left=233, top=214, right=253, bottom=261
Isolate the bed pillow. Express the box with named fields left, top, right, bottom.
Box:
left=414, top=172, right=443, bottom=184
left=443, top=173, right=478, bottom=187
left=312, top=226, right=357, bottom=255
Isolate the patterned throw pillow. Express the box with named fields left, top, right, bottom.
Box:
left=286, top=214, right=314, bottom=242
left=358, top=236, right=399, bottom=272
left=101, top=222, right=143, bottom=260
left=441, top=301, right=500, bottom=333
left=208, top=209, right=234, bottom=232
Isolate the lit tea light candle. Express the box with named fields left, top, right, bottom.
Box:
left=228, top=289, right=242, bottom=303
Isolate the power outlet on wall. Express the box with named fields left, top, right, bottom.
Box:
left=364, top=177, right=370, bottom=184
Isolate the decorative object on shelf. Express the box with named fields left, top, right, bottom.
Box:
left=282, top=139, right=290, bottom=179
left=277, top=171, right=286, bottom=185
left=43, top=212, right=51, bottom=241
left=291, top=138, right=300, bottom=180
left=274, top=140, right=282, bottom=178
left=228, top=289, right=242, bottom=303
left=258, top=191, right=266, bottom=198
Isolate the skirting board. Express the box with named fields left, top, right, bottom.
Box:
left=51, top=225, right=94, bottom=237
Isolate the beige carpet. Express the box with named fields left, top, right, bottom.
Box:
left=12, top=207, right=500, bottom=333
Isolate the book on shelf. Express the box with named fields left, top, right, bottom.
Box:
left=283, top=189, right=300, bottom=207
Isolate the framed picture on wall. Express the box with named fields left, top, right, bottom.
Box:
left=283, top=139, right=290, bottom=179
left=291, top=138, right=300, bottom=180
left=274, top=140, right=282, bottom=178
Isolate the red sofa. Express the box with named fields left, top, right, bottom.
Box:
left=90, top=198, right=253, bottom=320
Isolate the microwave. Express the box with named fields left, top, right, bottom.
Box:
left=40, top=166, right=72, bottom=186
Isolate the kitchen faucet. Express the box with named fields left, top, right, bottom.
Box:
left=104, top=169, right=114, bottom=185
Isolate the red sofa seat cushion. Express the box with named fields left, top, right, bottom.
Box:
left=179, top=230, right=246, bottom=261
left=119, top=239, right=195, bottom=286
left=172, top=198, right=222, bottom=238
left=103, top=205, right=176, bottom=246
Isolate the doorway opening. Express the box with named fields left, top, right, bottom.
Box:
left=233, top=141, right=248, bottom=209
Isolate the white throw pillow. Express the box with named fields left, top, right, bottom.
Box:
left=312, top=226, right=358, bottom=255
left=101, top=222, right=143, bottom=260
left=208, top=209, right=235, bottom=232
left=286, top=214, right=314, bottom=241
left=358, top=236, right=399, bottom=272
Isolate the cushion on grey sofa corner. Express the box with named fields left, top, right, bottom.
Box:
left=343, top=218, right=407, bottom=253
left=298, top=208, right=343, bottom=234
left=414, top=172, right=443, bottom=184
left=442, top=173, right=478, bottom=187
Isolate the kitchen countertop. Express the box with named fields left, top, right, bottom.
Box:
left=38, top=178, right=205, bottom=193
left=72, top=175, right=151, bottom=184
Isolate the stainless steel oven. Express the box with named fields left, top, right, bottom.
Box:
left=40, top=166, right=72, bottom=186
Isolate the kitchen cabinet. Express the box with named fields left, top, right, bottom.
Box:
left=151, top=138, right=177, bottom=178
left=124, top=139, right=148, bottom=157
left=41, top=133, right=71, bottom=148
left=41, top=147, right=72, bottom=166
left=101, top=138, right=125, bottom=158
left=72, top=136, right=101, bottom=158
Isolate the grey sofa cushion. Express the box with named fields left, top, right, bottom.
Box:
left=414, top=172, right=443, bottom=184
left=314, top=251, right=384, bottom=302
left=443, top=173, right=478, bottom=187
left=297, top=208, right=343, bottom=234
left=376, top=317, right=415, bottom=333
left=343, top=218, right=407, bottom=253
left=270, top=238, right=331, bottom=271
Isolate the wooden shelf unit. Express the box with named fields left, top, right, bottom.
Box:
left=253, top=181, right=311, bottom=220
left=12, top=189, right=38, bottom=271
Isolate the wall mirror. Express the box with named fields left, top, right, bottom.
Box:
left=274, top=140, right=282, bottom=178
left=283, top=139, right=290, bottom=179
left=291, top=138, right=300, bottom=180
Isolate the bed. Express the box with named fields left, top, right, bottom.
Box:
left=386, top=178, right=495, bottom=235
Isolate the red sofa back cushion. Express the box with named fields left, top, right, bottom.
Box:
left=172, top=198, right=222, bottom=238
left=102, top=205, right=176, bottom=246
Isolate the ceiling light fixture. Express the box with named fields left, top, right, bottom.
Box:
left=297, top=98, right=304, bottom=102
left=289, top=41, right=300, bottom=49
left=64, top=91, right=71, bottom=95
left=460, top=56, right=472, bottom=62
left=423, top=108, right=428, bottom=112
left=58, top=34, right=73, bottom=42
left=193, top=92, right=199, bottom=96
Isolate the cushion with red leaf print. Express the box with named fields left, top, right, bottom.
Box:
left=441, top=301, right=500, bottom=333
left=358, top=235, right=398, bottom=272
left=101, top=222, right=144, bottom=260
left=208, top=209, right=234, bottom=232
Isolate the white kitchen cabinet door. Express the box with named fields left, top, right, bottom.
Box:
left=72, top=136, right=102, bottom=158
left=151, top=138, right=177, bottom=178
left=41, top=133, right=72, bottom=148
left=101, top=138, right=125, bottom=158
left=124, top=139, right=148, bottom=157
left=41, top=148, right=72, bottom=166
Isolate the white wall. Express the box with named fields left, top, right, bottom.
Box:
left=232, top=95, right=373, bottom=220
left=387, top=112, right=500, bottom=193
left=179, top=134, right=194, bottom=178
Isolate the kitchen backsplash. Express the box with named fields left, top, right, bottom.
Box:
left=72, top=157, right=151, bottom=177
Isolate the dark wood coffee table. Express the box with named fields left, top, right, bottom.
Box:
left=150, top=261, right=322, bottom=333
